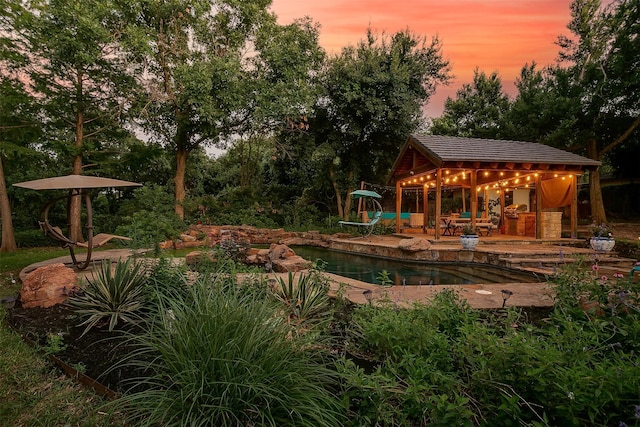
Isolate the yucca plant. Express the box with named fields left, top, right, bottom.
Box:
left=272, top=270, right=332, bottom=330
left=111, top=273, right=345, bottom=426
left=68, top=258, right=147, bottom=336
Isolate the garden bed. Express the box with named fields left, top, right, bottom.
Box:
left=6, top=303, right=135, bottom=396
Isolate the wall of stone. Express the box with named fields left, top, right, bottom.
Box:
left=540, top=211, right=563, bottom=239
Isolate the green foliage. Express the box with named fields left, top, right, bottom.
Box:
left=431, top=69, right=511, bottom=139
left=112, top=273, right=345, bottom=427
left=315, top=27, right=451, bottom=218
left=376, top=270, right=393, bottom=287
left=115, top=185, right=185, bottom=247
left=461, top=224, right=476, bottom=235
left=42, top=332, right=67, bottom=355
left=271, top=271, right=332, bottom=331
left=340, top=283, right=640, bottom=426
left=13, top=229, right=50, bottom=248
left=68, top=258, right=148, bottom=336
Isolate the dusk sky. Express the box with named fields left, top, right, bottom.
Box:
left=269, top=0, right=574, bottom=118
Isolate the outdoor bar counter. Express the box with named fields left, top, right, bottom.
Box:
left=505, top=211, right=563, bottom=239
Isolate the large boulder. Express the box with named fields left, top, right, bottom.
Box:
left=268, top=243, right=311, bottom=272
left=20, top=263, right=77, bottom=308
left=398, top=237, right=431, bottom=252
left=271, top=256, right=312, bottom=273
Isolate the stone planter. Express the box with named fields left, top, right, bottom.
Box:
left=460, top=234, right=479, bottom=250
left=590, top=237, right=615, bottom=252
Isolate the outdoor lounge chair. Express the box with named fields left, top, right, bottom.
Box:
left=339, top=210, right=383, bottom=237
left=39, top=221, right=131, bottom=249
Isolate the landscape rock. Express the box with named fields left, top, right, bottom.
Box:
left=271, top=256, right=312, bottom=272
left=185, top=251, right=217, bottom=266
left=20, top=263, right=77, bottom=308
left=180, top=233, right=197, bottom=242
left=268, top=244, right=296, bottom=261
left=398, top=237, right=431, bottom=252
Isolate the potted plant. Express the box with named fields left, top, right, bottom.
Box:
left=590, top=223, right=615, bottom=252
left=459, top=224, right=479, bottom=250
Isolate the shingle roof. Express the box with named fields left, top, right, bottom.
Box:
left=410, top=134, right=601, bottom=167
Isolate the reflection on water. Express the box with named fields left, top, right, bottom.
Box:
left=293, top=246, right=538, bottom=286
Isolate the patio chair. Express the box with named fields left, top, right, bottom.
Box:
left=339, top=210, right=383, bottom=237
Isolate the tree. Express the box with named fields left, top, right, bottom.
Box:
left=0, top=79, right=43, bottom=252
left=124, top=1, right=325, bottom=220
left=318, top=29, right=451, bottom=219
left=554, top=0, right=640, bottom=223
left=1, top=0, right=136, bottom=241
left=430, top=69, right=511, bottom=138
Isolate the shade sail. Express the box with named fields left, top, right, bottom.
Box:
left=350, top=190, right=382, bottom=199
left=14, top=175, right=142, bottom=190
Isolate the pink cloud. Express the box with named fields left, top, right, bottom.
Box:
left=270, top=0, right=574, bottom=117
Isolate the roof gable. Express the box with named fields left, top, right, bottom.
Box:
left=390, top=134, right=601, bottom=183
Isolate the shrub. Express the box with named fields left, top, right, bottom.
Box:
left=339, top=283, right=640, bottom=426
left=68, top=258, right=147, bottom=336
left=14, top=229, right=49, bottom=248
left=112, top=273, right=345, bottom=427
left=271, top=270, right=332, bottom=332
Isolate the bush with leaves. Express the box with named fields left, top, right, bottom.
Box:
left=68, top=258, right=148, bottom=336
left=111, top=271, right=345, bottom=427
left=339, top=283, right=640, bottom=426
left=115, top=185, right=185, bottom=248
left=271, top=270, right=332, bottom=332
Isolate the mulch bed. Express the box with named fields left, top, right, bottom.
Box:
left=6, top=303, right=137, bottom=394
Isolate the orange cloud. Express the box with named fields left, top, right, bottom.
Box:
left=270, top=0, right=573, bottom=117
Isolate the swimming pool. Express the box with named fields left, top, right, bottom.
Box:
left=293, top=246, right=539, bottom=286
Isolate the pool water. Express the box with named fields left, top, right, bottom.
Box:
left=293, top=246, right=539, bottom=286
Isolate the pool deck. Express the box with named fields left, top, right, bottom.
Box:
left=18, top=233, right=638, bottom=311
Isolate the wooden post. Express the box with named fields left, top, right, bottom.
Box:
left=500, top=189, right=506, bottom=233
left=470, top=171, right=477, bottom=229
left=536, top=174, right=543, bottom=239
left=571, top=174, right=578, bottom=238
left=461, top=187, right=466, bottom=212
left=423, top=185, right=428, bottom=233
left=435, top=169, right=442, bottom=239
left=396, top=180, right=402, bottom=234
left=484, top=188, right=489, bottom=218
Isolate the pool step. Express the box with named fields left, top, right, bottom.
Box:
left=501, top=254, right=636, bottom=276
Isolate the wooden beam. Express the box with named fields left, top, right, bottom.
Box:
left=571, top=174, right=578, bottom=238
left=470, top=171, right=478, bottom=229
left=505, top=162, right=515, bottom=170
left=396, top=180, right=402, bottom=234
left=423, top=185, right=428, bottom=234
left=435, top=169, right=442, bottom=239
left=536, top=174, right=542, bottom=239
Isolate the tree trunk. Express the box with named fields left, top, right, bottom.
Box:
left=175, top=147, right=188, bottom=220
left=68, top=117, right=84, bottom=242
left=68, top=70, right=85, bottom=242
left=329, top=166, right=356, bottom=220
left=0, top=157, right=17, bottom=252
left=587, top=139, right=607, bottom=224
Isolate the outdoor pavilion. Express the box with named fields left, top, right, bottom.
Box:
left=388, top=134, right=601, bottom=239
